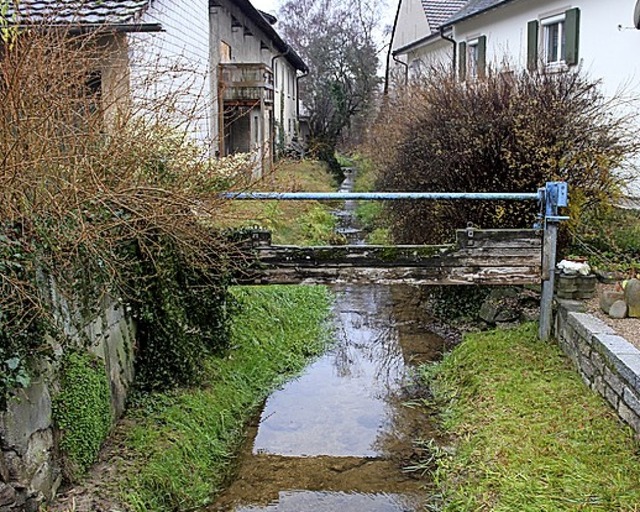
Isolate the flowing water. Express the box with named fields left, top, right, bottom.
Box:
left=209, top=169, right=447, bottom=511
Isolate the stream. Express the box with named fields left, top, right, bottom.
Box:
left=209, top=169, right=448, bottom=511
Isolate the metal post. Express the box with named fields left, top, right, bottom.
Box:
left=539, top=182, right=569, bottom=341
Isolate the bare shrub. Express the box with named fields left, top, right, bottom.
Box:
left=368, top=68, right=639, bottom=244
left=0, top=21, right=256, bottom=398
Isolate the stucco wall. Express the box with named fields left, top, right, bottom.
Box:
left=129, top=0, right=213, bottom=145
left=452, top=0, right=640, bottom=98
left=274, top=58, right=299, bottom=146
left=392, top=0, right=431, bottom=51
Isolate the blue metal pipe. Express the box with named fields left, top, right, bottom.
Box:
left=221, top=191, right=542, bottom=201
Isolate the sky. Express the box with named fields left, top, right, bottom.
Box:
left=250, top=0, right=397, bottom=43
left=250, top=0, right=280, bottom=16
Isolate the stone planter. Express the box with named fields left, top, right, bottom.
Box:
left=576, top=274, right=597, bottom=300
left=555, top=272, right=578, bottom=300
left=555, top=272, right=597, bottom=300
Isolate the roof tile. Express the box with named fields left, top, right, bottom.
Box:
left=442, top=0, right=514, bottom=27
left=6, top=0, right=151, bottom=25
left=421, top=0, right=468, bottom=32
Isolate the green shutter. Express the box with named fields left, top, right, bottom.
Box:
left=458, top=42, right=467, bottom=81
left=565, top=7, right=580, bottom=66
left=477, top=35, right=487, bottom=78
left=527, top=20, right=539, bottom=71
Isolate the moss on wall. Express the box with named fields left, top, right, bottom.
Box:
left=53, top=351, right=112, bottom=479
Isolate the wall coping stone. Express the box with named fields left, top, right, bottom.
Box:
left=555, top=301, right=640, bottom=436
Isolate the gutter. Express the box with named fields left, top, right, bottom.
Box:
left=14, top=23, right=164, bottom=34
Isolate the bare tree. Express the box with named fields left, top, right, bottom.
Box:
left=278, top=0, right=383, bottom=174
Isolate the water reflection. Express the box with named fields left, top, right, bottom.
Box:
left=236, top=491, right=420, bottom=512
left=252, top=285, right=409, bottom=458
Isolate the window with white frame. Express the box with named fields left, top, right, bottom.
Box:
left=542, top=14, right=566, bottom=65
left=468, top=40, right=480, bottom=78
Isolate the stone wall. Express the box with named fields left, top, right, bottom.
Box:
left=554, top=300, right=640, bottom=435
left=0, top=297, right=136, bottom=511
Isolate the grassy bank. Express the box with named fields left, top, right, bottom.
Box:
left=121, top=285, right=332, bottom=511
left=218, top=159, right=340, bottom=245
left=423, top=323, right=640, bottom=511
left=351, top=155, right=390, bottom=245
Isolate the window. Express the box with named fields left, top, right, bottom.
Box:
left=527, top=8, right=580, bottom=71
left=468, top=41, right=480, bottom=78
left=458, top=36, right=486, bottom=81
left=542, top=14, right=566, bottom=65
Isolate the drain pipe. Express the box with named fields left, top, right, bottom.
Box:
left=439, top=26, right=457, bottom=78
left=296, top=69, right=309, bottom=121
left=270, top=46, right=291, bottom=96
left=392, top=53, right=408, bottom=86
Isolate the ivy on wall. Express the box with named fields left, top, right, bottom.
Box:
left=129, top=236, right=232, bottom=391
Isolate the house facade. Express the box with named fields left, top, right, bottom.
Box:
left=391, top=0, right=640, bottom=197
left=7, top=0, right=307, bottom=174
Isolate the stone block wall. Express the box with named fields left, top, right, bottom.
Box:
left=554, top=300, right=640, bottom=435
left=0, top=297, right=136, bottom=511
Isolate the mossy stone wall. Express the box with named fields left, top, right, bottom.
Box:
left=0, top=294, right=135, bottom=511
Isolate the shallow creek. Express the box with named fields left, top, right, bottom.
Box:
left=209, top=171, right=447, bottom=512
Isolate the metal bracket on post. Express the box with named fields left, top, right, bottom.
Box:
left=539, top=181, right=569, bottom=342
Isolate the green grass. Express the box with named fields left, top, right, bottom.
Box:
left=217, top=159, right=341, bottom=245
left=422, top=323, right=640, bottom=512
left=121, top=285, right=333, bottom=511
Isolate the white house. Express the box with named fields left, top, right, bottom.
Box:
left=391, top=0, right=640, bottom=199
left=7, top=0, right=307, bottom=173
left=390, top=0, right=465, bottom=78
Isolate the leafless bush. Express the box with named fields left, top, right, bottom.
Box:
left=368, top=67, right=640, bottom=244
left=0, top=19, right=255, bottom=396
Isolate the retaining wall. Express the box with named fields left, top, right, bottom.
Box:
left=554, top=300, right=640, bottom=435
left=0, top=294, right=136, bottom=511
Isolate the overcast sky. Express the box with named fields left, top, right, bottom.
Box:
left=251, top=0, right=280, bottom=16
left=251, top=0, right=398, bottom=59
left=251, top=0, right=396, bottom=41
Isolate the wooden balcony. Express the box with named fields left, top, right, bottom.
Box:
left=219, top=63, right=274, bottom=105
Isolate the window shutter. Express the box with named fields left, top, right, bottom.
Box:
left=527, top=20, right=539, bottom=71
left=565, top=8, right=580, bottom=66
left=478, top=35, right=487, bottom=78
left=458, top=42, right=467, bottom=80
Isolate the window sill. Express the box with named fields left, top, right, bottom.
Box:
left=544, top=61, right=568, bottom=74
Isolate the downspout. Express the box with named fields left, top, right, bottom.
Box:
left=384, top=0, right=403, bottom=95
left=392, top=53, right=408, bottom=86
left=439, top=26, right=457, bottom=78
left=270, top=47, right=290, bottom=160
left=296, top=69, right=309, bottom=122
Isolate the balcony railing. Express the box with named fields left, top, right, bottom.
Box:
left=219, top=63, right=274, bottom=105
